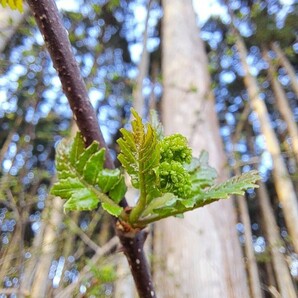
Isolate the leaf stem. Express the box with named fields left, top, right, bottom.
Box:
left=136, top=199, right=219, bottom=227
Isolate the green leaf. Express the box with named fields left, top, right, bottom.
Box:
left=140, top=193, right=178, bottom=218
left=63, top=188, right=99, bottom=211
left=51, top=132, right=126, bottom=216
left=194, top=170, right=260, bottom=206
left=109, top=176, right=126, bottom=203
left=69, top=132, right=85, bottom=165
left=117, top=108, right=160, bottom=201
left=102, top=202, right=123, bottom=217
left=137, top=166, right=260, bottom=224
left=150, top=109, right=164, bottom=140
left=83, top=150, right=105, bottom=184
left=187, top=151, right=218, bottom=192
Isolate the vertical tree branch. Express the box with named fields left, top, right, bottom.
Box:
left=26, top=0, right=114, bottom=167
left=25, top=0, right=156, bottom=297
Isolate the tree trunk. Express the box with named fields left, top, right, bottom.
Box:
left=153, top=1, right=249, bottom=297
left=235, top=33, right=298, bottom=253
left=263, top=48, right=298, bottom=164
left=258, top=183, right=297, bottom=298
left=271, top=42, right=298, bottom=98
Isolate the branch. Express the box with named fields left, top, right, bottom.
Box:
left=56, top=236, right=119, bottom=298
left=116, top=227, right=155, bottom=298
left=26, top=0, right=114, bottom=168
left=26, top=0, right=156, bottom=297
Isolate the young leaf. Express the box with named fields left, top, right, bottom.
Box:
left=117, top=109, right=160, bottom=200
left=140, top=193, right=179, bottom=218
left=194, top=170, right=260, bottom=206
left=51, top=133, right=126, bottom=216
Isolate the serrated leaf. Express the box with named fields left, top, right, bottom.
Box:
left=97, top=169, right=121, bottom=193
left=102, top=202, right=123, bottom=217
left=69, top=133, right=85, bottom=165
left=76, top=142, right=100, bottom=173
left=150, top=109, right=164, bottom=140
left=64, top=189, right=99, bottom=211
left=109, top=176, right=126, bottom=203
left=117, top=108, right=160, bottom=201
left=194, top=170, right=260, bottom=206
left=51, top=178, right=83, bottom=196
left=83, top=150, right=105, bottom=184
left=51, top=133, right=126, bottom=216
left=186, top=151, right=218, bottom=191
left=137, top=170, right=260, bottom=225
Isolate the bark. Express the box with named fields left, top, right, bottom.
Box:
left=235, top=33, right=298, bottom=253
left=263, top=48, right=298, bottom=163
left=153, top=1, right=249, bottom=297
left=271, top=42, right=298, bottom=98
left=258, top=183, right=297, bottom=298
left=26, top=1, right=155, bottom=296
left=26, top=0, right=113, bottom=166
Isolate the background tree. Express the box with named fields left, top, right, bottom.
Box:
left=153, top=0, right=249, bottom=297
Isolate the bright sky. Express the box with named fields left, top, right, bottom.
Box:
left=193, top=0, right=227, bottom=24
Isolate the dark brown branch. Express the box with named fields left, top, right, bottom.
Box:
left=117, top=226, right=156, bottom=298
left=26, top=0, right=156, bottom=297
left=26, top=0, right=114, bottom=168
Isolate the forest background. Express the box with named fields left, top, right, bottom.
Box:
left=0, top=0, right=297, bottom=297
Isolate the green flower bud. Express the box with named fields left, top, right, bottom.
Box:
left=160, top=134, right=192, bottom=164
left=158, top=161, right=191, bottom=198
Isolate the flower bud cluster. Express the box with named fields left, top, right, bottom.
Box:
left=158, top=134, right=192, bottom=198
left=160, top=134, right=192, bottom=164
left=158, top=161, right=191, bottom=198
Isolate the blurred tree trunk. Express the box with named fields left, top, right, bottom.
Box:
left=236, top=196, right=263, bottom=298
left=232, top=109, right=263, bottom=298
left=235, top=33, right=298, bottom=253
left=132, top=0, right=152, bottom=117
left=29, top=196, right=63, bottom=298
left=153, top=1, right=249, bottom=297
left=271, top=42, right=298, bottom=98
left=258, top=183, right=297, bottom=298
left=263, top=48, right=298, bottom=164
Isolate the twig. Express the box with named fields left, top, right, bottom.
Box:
left=55, top=236, right=119, bottom=298
left=67, top=218, right=100, bottom=253
left=26, top=0, right=114, bottom=168
left=26, top=1, right=156, bottom=297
